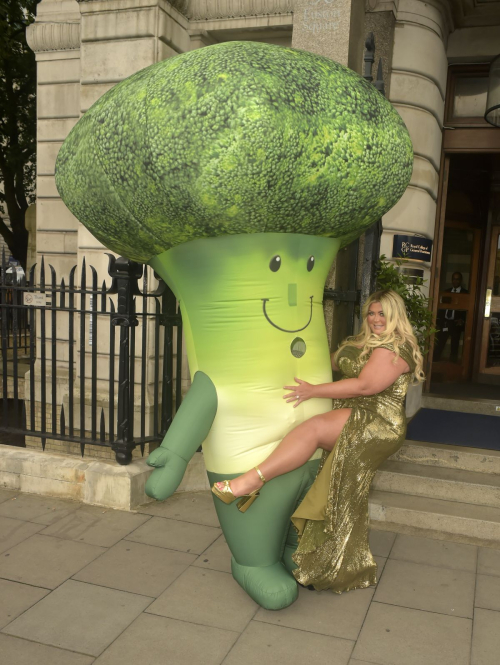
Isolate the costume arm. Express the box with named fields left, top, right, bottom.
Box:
left=145, top=370, right=217, bottom=500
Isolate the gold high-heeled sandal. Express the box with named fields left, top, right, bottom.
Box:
left=211, top=466, right=267, bottom=513
left=236, top=466, right=267, bottom=513
left=211, top=480, right=238, bottom=505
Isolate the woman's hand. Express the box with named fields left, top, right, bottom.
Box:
left=283, top=378, right=315, bottom=408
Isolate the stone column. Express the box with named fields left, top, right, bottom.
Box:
left=292, top=0, right=365, bottom=71
left=26, top=0, right=82, bottom=280
left=377, top=0, right=451, bottom=292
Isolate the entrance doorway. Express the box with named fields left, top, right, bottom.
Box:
left=429, top=153, right=500, bottom=395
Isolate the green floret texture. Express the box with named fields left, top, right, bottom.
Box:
left=55, top=41, right=413, bottom=263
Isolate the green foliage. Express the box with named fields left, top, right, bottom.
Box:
left=0, top=0, right=39, bottom=266
left=376, top=255, right=436, bottom=356
left=56, top=41, right=413, bottom=263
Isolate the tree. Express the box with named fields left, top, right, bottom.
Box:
left=0, top=0, right=40, bottom=269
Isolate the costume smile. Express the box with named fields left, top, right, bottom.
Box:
left=262, top=296, right=313, bottom=333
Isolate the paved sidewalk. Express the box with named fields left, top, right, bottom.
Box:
left=0, top=487, right=498, bottom=665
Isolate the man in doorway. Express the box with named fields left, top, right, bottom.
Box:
left=434, top=272, right=468, bottom=363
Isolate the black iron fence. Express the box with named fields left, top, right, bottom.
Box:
left=0, top=251, right=183, bottom=464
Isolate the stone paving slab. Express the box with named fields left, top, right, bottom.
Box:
left=373, top=558, right=476, bottom=618
left=471, top=608, right=500, bottom=665
left=0, top=579, right=49, bottom=629
left=374, top=555, right=387, bottom=578
left=146, top=566, right=258, bottom=632
left=0, top=489, right=18, bottom=504
left=477, top=546, right=500, bottom=576
left=0, top=493, right=80, bottom=525
left=73, top=539, right=197, bottom=597
left=0, top=515, right=43, bottom=554
left=93, top=613, right=238, bottom=665
left=222, top=621, right=354, bottom=665
left=0, top=533, right=105, bottom=588
left=255, top=584, right=373, bottom=641
left=390, top=533, right=478, bottom=572
left=137, top=491, right=220, bottom=528
left=40, top=504, right=150, bottom=547
left=193, top=533, right=232, bottom=573
left=3, top=579, right=152, bottom=656
left=368, top=530, right=396, bottom=558
left=353, top=602, right=472, bottom=665
left=475, top=573, right=500, bottom=612
left=124, top=515, right=221, bottom=554
left=0, top=633, right=95, bottom=665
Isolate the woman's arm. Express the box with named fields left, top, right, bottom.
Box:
left=284, top=348, right=410, bottom=406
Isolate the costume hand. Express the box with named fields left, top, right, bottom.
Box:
left=145, top=448, right=188, bottom=500
left=283, top=378, right=314, bottom=408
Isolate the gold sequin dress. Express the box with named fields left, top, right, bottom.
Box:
left=291, top=342, right=416, bottom=593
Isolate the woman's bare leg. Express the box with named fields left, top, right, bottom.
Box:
left=220, top=408, right=352, bottom=497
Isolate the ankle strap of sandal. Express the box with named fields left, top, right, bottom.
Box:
left=254, top=466, right=266, bottom=484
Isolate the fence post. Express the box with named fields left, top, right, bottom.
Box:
left=107, top=256, right=143, bottom=465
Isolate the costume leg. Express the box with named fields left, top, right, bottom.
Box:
left=282, top=459, right=320, bottom=574
left=207, top=465, right=311, bottom=610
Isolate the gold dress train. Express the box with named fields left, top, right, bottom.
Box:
left=291, top=342, right=416, bottom=593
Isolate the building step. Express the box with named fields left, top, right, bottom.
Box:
left=373, top=460, right=500, bottom=508
left=391, top=440, right=500, bottom=475
left=369, top=490, right=500, bottom=545
left=422, top=394, right=500, bottom=417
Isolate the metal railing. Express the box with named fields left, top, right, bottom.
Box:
left=0, top=250, right=183, bottom=464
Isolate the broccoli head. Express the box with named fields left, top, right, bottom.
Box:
left=55, top=41, right=413, bottom=263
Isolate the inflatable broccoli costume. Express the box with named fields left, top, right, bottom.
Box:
left=55, top=41, right=413, bottom=610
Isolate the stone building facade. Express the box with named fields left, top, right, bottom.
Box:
left=23, top=0, right=500, bottom=458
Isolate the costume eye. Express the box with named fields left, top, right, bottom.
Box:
left=269, top=255, right=281, bottom=272
left=307, top=256, right=315, bottom=272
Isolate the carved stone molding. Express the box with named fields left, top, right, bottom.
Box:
left=26, top=21, right=81, bottom=53
left=77, top=1, right=292, bottom=19
left=175, top=0, right=292, bottom=20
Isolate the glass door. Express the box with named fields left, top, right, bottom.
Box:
left=432, top=221, right=481, bottom=382
left=479, top=226, right=500, bottom=376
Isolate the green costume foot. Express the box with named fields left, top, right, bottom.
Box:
left=231, top=559, right=298, bottom=610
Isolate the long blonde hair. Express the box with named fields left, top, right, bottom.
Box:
left=334, top=290, right=425, bottom=383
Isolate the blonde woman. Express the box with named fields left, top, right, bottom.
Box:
left=212, top=289, right=424, bottom=593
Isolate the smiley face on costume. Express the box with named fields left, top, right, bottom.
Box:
left=262, top=253, right=315, bottom=334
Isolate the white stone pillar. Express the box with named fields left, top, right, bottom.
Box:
left=379, top=0, right=452, bottom=288
left=26, top=0, right=82, bottom=279
left=292, top=0, right=365, bottom=71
